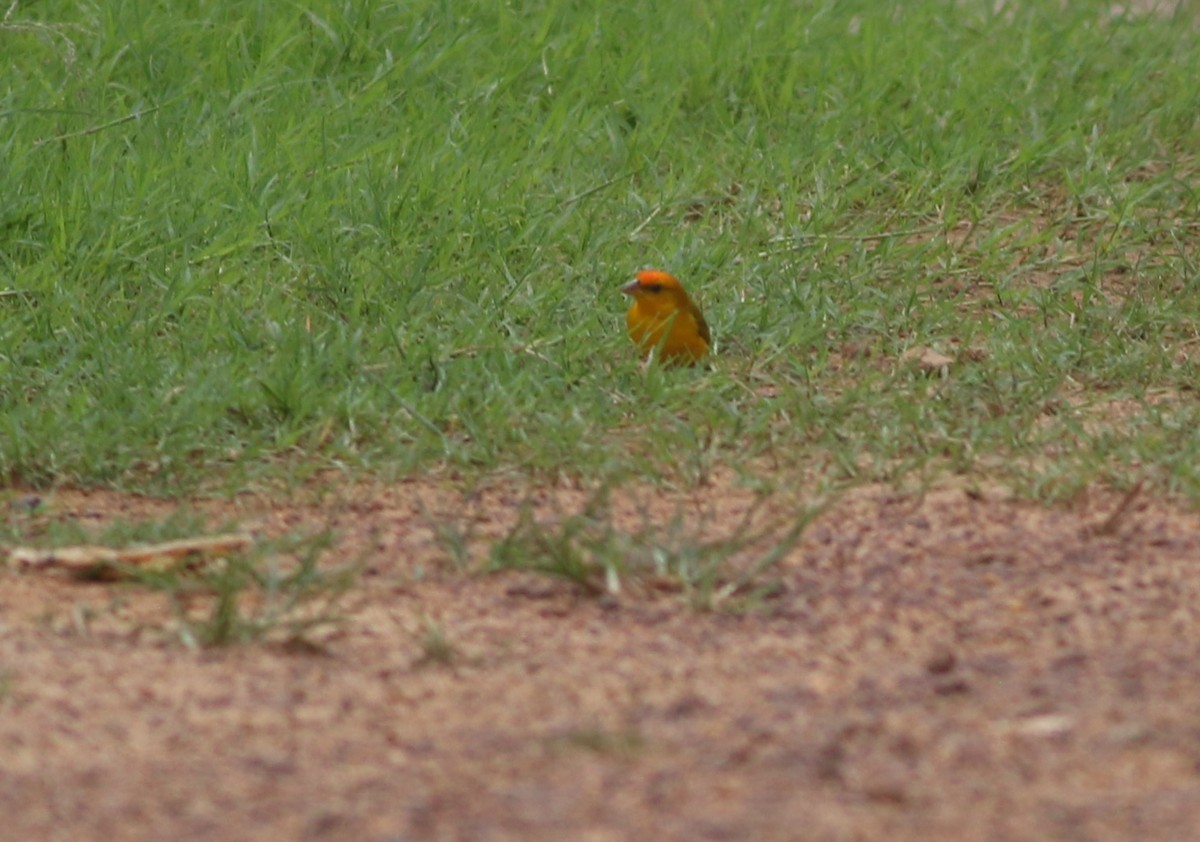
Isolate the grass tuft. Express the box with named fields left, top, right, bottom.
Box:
left=2, top=502, right=352, bottom=647
left=488, top=485, right=822, bottom=609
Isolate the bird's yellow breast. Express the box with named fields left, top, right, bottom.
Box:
left=626, top=300, right=710, bottom=364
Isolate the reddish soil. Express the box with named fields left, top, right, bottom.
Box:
left=3, top=475, right=1200, bottom=841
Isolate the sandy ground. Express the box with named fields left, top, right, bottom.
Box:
left=3, top=473, right=1200, bottom=841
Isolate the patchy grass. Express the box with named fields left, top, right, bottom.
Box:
left=413, top=616, right=459, bottom=667
left=549, top=727, right=646, bottom=758
left=162, top=530, right=351, bottom=648
left=2, top=500, right=352, bottom=646
left=487, top=484, right=822, bottom=609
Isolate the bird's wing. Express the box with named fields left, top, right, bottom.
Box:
left=690, top=303, right=712, bottom=345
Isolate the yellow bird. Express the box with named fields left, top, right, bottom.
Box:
left=621, top=270, right=711, bottom=366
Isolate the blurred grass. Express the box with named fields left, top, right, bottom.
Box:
left=487, top=482, right=819, bottom=608
left=0, top=500, right=347, bottom=646
left=1, top=0, right=1198, bottom=500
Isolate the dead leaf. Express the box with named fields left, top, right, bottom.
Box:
left=903, top=346, right=955, bottom=375
left=8, top=533, right=255, bottom=580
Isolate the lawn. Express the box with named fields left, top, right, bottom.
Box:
left=3, top=0, right=1197, bottom=499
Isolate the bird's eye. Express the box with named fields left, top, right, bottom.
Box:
left=646, top=284, right=663, bottom=293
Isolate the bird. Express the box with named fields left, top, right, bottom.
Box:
left=621, top=269, right=711, bottom=366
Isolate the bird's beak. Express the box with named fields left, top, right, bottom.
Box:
left=620, top=279, right=640, bottom=296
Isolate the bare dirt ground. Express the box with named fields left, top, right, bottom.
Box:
left=4, top=473, right=1200, bottom=841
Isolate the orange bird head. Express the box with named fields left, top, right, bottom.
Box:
left=621, top=270, right=711, bottom=365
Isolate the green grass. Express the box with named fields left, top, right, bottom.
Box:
left=2, top=0, right=1199, bottom=499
